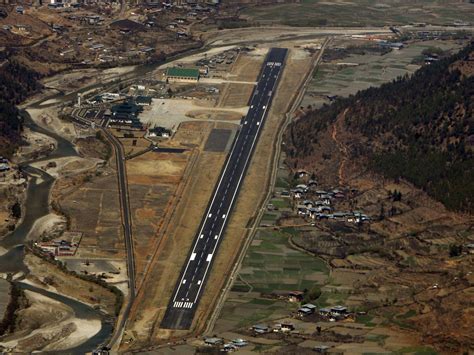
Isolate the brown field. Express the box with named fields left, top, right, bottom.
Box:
left=24, top=253, right=117, bottom=314
left=217, top=53, right=263, bottom=108
left=126, top=148, right=190, bottom=282
left=123, top=121, right=232, bottom=348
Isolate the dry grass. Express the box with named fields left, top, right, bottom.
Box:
left=126, top=149, right=190, bottom=281
left=122, top=47, right=313, bottom=349
left=24, top=253, right=117, bottom=315
left=123, top=121, right=229, bottom=349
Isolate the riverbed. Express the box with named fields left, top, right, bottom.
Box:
left=0, top=111, right=113, bottom=353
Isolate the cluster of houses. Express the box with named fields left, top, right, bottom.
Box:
left=298, top=304, right=350, bottom=322
left=35, top=239, right=78, bottom=257
left=195, top=48, right=239, bottom=70
left=148, top=126, right=171, bottom=138
left=290, top=182, right=370, bottom=224
left=203, top=337, right=248, bottom=352
left=247, top=304, right=350, bottom=336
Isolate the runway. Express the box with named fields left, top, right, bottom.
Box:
left=161, top=47, right=288, bottom=330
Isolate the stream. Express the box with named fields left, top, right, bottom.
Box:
left=0, top=112, right=112, bottom=353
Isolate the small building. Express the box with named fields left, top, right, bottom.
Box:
left=314, top=345, right=330, bottom=353
left=296, top=184, right=308, bottom=192
left=331, top=305, right=348, bottom=316
left=297, top=205, right=308, bottom=216
left=135, top=96, right=152, bottom=106
left=251, top=324, right=269, bottom=334
left=166, top=67, right=200, bottom=83
left=287, top=291, right=304, bottom=302
left=149, top=126, right=171, bottom=138
left=0, top=163, right=10, bottom=172
left=298, top=307, right=313, bottom=316
left=319, top=308, right=331, bottom=316
left=333, top=212, right=346, bottom=220
left=204, top=337, right=223, bottom=346
left=302, top=303, right=317, bottom=311
left=303, top=200, right=313, bottom=208
left=223, top=343, right=237, bottom=352
left=231, top=339, right=248, bottom=347
left=281, top=322, right=295, bottom=331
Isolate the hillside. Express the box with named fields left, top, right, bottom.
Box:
left=285, top=43, right=474, bottom=213
left=0, top=59, right=43, bottom=158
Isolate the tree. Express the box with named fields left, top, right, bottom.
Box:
left=449, top=244, right=463, bottom=257
left=303, top=285, right=321, bottom=303
left=11, top=202, right=21, bottom=219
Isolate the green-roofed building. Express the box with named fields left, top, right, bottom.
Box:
left=166, top=67, right=200, bottom=83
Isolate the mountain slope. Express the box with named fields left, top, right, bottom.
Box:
left=285, top=43, right=474, bottom=213
left=0, top=59, right=43, bottom=158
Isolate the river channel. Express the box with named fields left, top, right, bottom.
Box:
left=0, top=112, right=112, bottom=353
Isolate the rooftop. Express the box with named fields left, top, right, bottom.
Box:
left=166, top=67, right=200, bottom=79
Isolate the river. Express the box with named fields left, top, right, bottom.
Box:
left=0, top=42, right=212, bottom=351
left=0, top=112, right=113, bottom=353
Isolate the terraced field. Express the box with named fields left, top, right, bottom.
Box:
left=214, top=228, right=329, bottom=331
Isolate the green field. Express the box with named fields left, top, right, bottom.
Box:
left=302, top=40, right=465, bottom=108
left=239, top=229, right=329, bottom=293
left=214, top=228, right=329, bottom=331
left=270, top=198, right=291, bottom=209
left=242, top=0, right=474, bottom=27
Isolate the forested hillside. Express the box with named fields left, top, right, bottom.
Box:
left=285, top=43, right=474, bottom=213
left=0, top=59, right=43, bottom=157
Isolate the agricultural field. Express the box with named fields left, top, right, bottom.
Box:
left=241, top=0, right=474, bottom=27
left=302, top=39, right=466, bottom=108
left=214, top=228, right=329, bottom=331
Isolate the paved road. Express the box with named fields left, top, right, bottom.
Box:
left=161, top=47, right=288, bottom=330
left=101, top=127, right=136, bottom=348
left=64, top=110, right=135, bottom=348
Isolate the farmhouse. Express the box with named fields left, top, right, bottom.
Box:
left=166, top=67, right=200, bottom=83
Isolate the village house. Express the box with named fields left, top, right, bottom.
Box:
left=287, top=291, right=305, bottom=302
left=251, top=324, right=269, bottom=334
left=298, top=307, right=313, bottom=316
left=204, top=337, right=223, bottom=346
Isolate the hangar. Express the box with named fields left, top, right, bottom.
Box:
left=165, top=67, right=200, bottom=83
